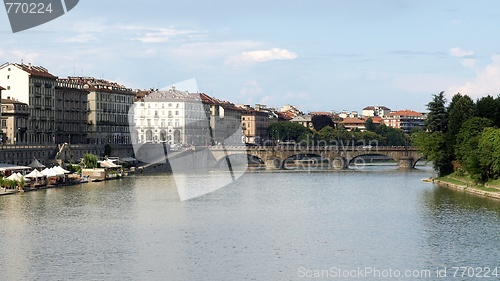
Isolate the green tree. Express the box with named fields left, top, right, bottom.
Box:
left=83, top=153, right=99, bottom=169
left=455, top=117, right=493, bottom=168
left=311, top=115, right=334, bottom=131
left=476, top=95, right=497, bottom=124
left=477, top=128, right=500, bottom=181
left=364, top=117, right=376, bottom=132
left=425, top=91, right=448, bottom=133
left=447, top=93, right=476, bottom=139
left=375, top=124, right=410, bottom=146
left=414, top=131, right=452, bottom=176
left=268, top=122, right=312, bottom=142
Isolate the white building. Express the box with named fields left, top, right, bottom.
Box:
left=0, top=62, right=57, bottom=144
left=132, top=88, right=211, bottom=145
left=338, top=110, right=359, bottom=119
left=362, top=106, right=391, bottom=118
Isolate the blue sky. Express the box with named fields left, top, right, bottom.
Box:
left=1, top=0, right=500, bottom=113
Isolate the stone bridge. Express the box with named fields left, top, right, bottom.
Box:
left=208, top=145, right=424, bottom=170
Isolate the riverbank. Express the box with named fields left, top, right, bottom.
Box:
left=433, top=173, right=500, bottom=200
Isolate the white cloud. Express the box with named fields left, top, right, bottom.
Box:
left=130, top=27, right=201, bottom=43
left=450, top=47, right=474, bottom=57
left=169, top=40, right=264, bottom=67
left=228, top=48, right=298, bottom=65
left=10, top=50, right=39, bottom=63
left=461, top=58, right=477, bottom=68
left=448, top=54, right=500, bottom=99
left=240, top=81, right=262, bottom=96
left=392, top=73, right=463, bottom=94
left=63, top=33, right=99, bottom=43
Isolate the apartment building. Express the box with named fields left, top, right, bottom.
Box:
left=59, top=77, right=135, bottom=144
left=132, top=88, right=211, bottom=145
left=362, top=106, right=391, bottom=118
left=55, top=79, right=90, bottom=144
left=0, top=63, right=57, bottom=144
left=200, top=94, right=243, bottom=145
left=290, top=115, right=314, bottom=130
left=239, top=104, right=277, bottom=144
left=384, top=110, right=425, bottom=133
left=1, top=97, right=29, bottom=144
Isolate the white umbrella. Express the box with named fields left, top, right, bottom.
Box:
left=53, top=166, right=70, bottom=174
left=26, top=169, right=45, bottom=178
left=16, top=173, right=30, bottom=182
left=7, top=173, right=22, bottom=181
left=41, top=168, right=59, bottom=177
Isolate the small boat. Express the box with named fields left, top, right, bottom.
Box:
left=421, top=178, right=432, bottom=182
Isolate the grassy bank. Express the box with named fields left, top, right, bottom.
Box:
left=434, top=172, right=500, bottom=200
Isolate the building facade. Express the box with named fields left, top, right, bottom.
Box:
left=132, top=88, right=211, bottom=145
left=239, top=104, right=277, bottom=144
left=59, top=77, right=135, bottom=144
left=55, top=80, right=89, bottom=144
left=290, top=115, right=314, bottom=130
left=384, top=110, right=425, bottom=133
left=1, top=97, right=29, bottom=144
left=0, top=63, right=57, bottom=144
left=200, top=94, right=243, bottom=145
left=362, top=106, right=391, bottom=118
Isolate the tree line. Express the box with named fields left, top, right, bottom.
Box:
left=414, top=91, right=500, bottom=182
left=267, top=114, right=413, bottom=147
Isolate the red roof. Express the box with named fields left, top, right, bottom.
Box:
left=309, top=111, right=333, bottom=116
left=388, top=110, right=423, bottom=117
left=341, top=118, right=366, bottom=124
left=14, top=63, right=57, bottom=79
left=199, top=93, right=241, bottom=111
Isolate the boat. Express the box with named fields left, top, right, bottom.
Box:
left=421, top=178, right=432, bottom=182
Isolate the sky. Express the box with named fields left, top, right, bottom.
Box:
left=1, top=0, right=500, bottom=113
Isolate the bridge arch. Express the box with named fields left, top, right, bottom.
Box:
left=348, top=154, right=396, bottom=167
left=214, top=154, right=265, bottom=169
left=283, top=153, right=331, bottom=170
left=412, top=156, right=427, bottom=168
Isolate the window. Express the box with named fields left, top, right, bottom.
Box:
left=1, top=120, right=6, bottom=128
left=7, top=75, right=9, bottom=79
left=6, top=86, right=10, bottom=90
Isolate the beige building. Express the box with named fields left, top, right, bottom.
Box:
left=290, top=115, right=313, bottom=130
left=55, top=79, right=90, bottom=144
left=1, top=97, right=29, bottom=144
left=0, top=63, right=57, bottom=144
left=59, top=77, right=135, bottom=144
left=239, top=104, right=277, bottom=144
left=200, top=94, right=243, bottom=145
left=384, top=110, right=425, bottom=133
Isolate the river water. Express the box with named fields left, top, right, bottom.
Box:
left=1, top=166, right=499, bottom=280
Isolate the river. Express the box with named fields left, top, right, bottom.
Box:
left=1, top=166, right=499, bottom=280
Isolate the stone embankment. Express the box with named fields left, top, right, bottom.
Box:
left=433, top=176, right=500, bottom=200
